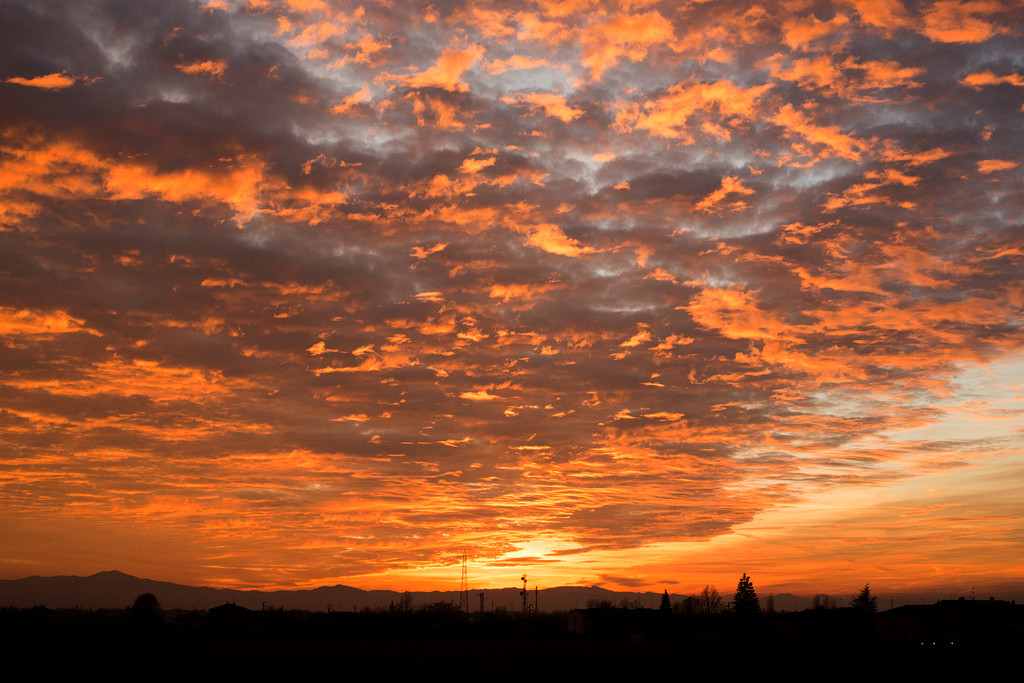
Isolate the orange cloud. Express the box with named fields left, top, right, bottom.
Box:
left=961, top=70, right=1024, bottom=89
left=329, top=83, right=371, bottom=115
left=401, top=45, right=485, bottom=92
left=686, top=286, right=803, bottom=343
left=176, top=60, right=228, bottom=79
left=879, top=142, right=951, bottom=166
left=840, top=0, right=912, bottom=31
left=780, top=13, right=849, bottom=51
left=764, top=53, right=923, bottom=99
left=581, top=11, right=675, bottom=81
left=289, top=19, right=348, bottom=49
left=503, top=92, right=583, bottom=122
left=460, top=390, right=501, bottom=401
left=0, top=136, right=362, bottom=226
left=0, top=308, right=97, bottom=336
left=5, top=72, right=82, bottom=90
left=977, top=159, right=1019, bottom=174
left=285, top=0, right=328, bottom=12
left=695, top=176, right=756, bottom=213
left=411, top=243, right=448, bottom=259
left=409, top=93, right=466, bottom=130
left=5, top=358, right=254, bottom=403
left=489, top=283, right=561, bottom=303
left=520, top=222, right=595, bottom=257
left=824, top=168, right=920, bottom=210
left=333, top=32, right=391, bottom=67
left=105, top=155, right=268, bottom=219
left=764, top=54, right=845, bottom=96
left=771, top=103, right=869, bottom=162
left=621, top=80, right=770, bottom=141
left=843, top=57, right=924, bottom=91
left=920, top=0, right=1010, bottom=43
left=484, top=55, right=553, bottom=74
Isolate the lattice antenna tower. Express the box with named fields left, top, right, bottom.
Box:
left=459, top=550, right=469, bottom=613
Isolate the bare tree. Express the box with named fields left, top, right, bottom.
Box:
left=673, top=594, right=698, bottom=617
left=696, top=584, right=722, bottom=616
left=812, top=593, right=835, bottom=610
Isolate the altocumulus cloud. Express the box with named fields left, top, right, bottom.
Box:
left=0, top=0, right=1022, bottom=590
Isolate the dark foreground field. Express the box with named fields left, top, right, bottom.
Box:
left=14, top=634, right=1009, bottom=682
left=6, top=602, right=1018, bottom=681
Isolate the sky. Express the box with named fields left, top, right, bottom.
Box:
left=1, top=0, right=1022, bottom=598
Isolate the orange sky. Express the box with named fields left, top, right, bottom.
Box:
left=1, top=0, right=1022, bottom=598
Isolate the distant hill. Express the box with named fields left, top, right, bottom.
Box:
left=0, top=571, right=661, bottom=612
left=2, top=571, right=1018, bottom=612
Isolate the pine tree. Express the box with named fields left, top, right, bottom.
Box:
left=733, top=573, right=760, bottom=617
left=660, top=589, right=672, bottom=612
left=851, top=583, right=877, bottom=612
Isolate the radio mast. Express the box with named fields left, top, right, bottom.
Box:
left=459, top=550, right=469, bottom=613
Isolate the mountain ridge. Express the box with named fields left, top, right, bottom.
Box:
left=0, top=570, right=752, bottom=612
left=3, top=571, right=1014, bottom=612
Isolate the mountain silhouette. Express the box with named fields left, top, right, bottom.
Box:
left=0, top=571, right=666, bottom=611
left=3, top=572, right=1018, bottom=612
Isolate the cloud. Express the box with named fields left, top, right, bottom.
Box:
left=502, top=92, right=584, bottom=122
left=920, top=0, right=1010, bottom=43
left=618, top=79, right=770, bottom=141
left=962, top=70, right=1024, bottom=89
left=176, top=60, right=228, bottom=79
left=581, top=10, right=676, bottom=81
left=1, top=0, right=1022, bottom=593
left=977, top=159, right=1019, bottom=174
left=771, top=103, right=869, bottom=161
left=5, top=72, right=84, bottom=90
left=695, top=176, right=756, bottom=213
left=781, top=12, right=849, bottom=51
left=397, top=45, right=486, bottom=92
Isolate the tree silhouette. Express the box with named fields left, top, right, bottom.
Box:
left=851, top=583, right=877, bottom=612
left=131, top=592, right=160, bottom=616
left=733, top=574, right=759, bottom=617
left=660, top=590, right=671, bottom=612
left=812, top=593, right=834, bottom=609
left=130, top=592, right=163, bottom=632
left=696, top=584, right=722, bottom=616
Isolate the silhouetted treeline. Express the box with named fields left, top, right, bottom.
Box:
left=4, top=594, right=1021, bottom=648
left=0, top=600, right=568, bottom=642
left=2, top=596, right=1020, bottom=679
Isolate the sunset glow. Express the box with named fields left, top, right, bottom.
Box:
left=1, top=0, right=1022, bottom=598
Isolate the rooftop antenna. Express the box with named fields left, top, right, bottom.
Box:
left=459, top=550, right=470, bottom=613
left=521, top=574, right=528, bottom=614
